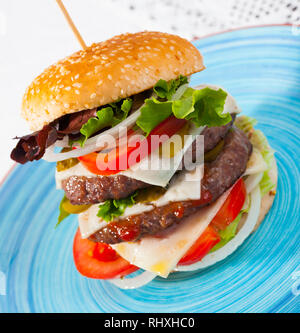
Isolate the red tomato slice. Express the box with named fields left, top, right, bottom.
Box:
left=210, top=178, right=247, bottom=230
left=78, top=116, right=187, bottom=175
left=178, top=178, right=247, bottom=265
left=178, top=226, right=221, bottom=266
left=73, top=229, right=138, bottom=279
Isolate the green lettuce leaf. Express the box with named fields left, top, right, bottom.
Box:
left=97, top=192, right=138, bottom=222
left=79, top=107, right=115, bottom=146
left=251, top=129, right=274, bottom=168
left=210, top=203, right=250, bottom=252
left=173, top=87, right=231, bottom=127
left=235, top=115, right=275, bottom=196
left=109, top=98, right=133, bottom=125
left=210, top=216, right=241, bottom=252
left=70, top=98, right=133, bottom=147
left=235, top=115, right=257, bottom=134
left=251, top=130, right=275, bottom=195
left=260, top=170, right=275, bottom=196
left=136, top=83, right=230, bottom=136
left=56, top=195, right=70, bottom=228
left=154, top=75, right=188, bottom=100
left=136, top=98, right=173, bottom=136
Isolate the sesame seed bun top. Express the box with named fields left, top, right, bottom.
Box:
left=21, top=31, right=204, bottom=131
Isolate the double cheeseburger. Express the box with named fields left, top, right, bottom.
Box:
left=11, top=31, right=277, bottom=288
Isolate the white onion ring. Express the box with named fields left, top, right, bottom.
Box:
left=171, top=84, right=189, bottom=100
left=175, top=185, right=261, bottom=271
left=245, top=172, right=263, bottom=194
left=109, top=271, right=157, bottom=289
left=43, top=138, right=107, bottom=162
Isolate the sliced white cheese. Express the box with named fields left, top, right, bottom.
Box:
left=78, top=205, right=107, bottom=239
left=55, top=162, right=95, bottom=189
left=154, top=163, right=203, bottom=207
left=112, top=189, right=230, bottom=278
left=118, top=123, right=204, bottom=187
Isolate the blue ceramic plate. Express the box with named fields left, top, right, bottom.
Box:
left=0, top=25, right=299, bottom=313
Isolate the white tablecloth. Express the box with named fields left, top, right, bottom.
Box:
left=0, top=0, right=299, bottom=179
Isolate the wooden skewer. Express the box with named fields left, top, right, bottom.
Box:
left=55, top=0, right=87, bottom=49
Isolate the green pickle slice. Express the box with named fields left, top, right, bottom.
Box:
left=56, top=148, right=79, bottom=172
left=62, top=197, right=91, bottom=214
left=204, top=139, right=224, bottom=162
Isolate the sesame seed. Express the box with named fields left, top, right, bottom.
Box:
left=75, top=90, right=80, bottom=95
left=107, top=74, right=112, bottom=80
left=90, top=93, right=96, bottom=99
left=65, top=86, right=71, bottom=91
left=64, top=103, right=70, bottom=108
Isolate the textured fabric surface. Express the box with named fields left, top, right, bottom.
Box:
left=107, top=0, right=300, bottom=39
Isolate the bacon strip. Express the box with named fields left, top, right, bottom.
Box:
left=10, top=108, right=97, bottom=164
left=10, top=125, right=58, bottom=164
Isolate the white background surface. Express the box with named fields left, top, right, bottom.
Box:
left=0, top=0, right=299, bottom=179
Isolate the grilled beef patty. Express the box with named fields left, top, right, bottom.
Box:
left=88, top=127, right=252, bottom=244
left=62, top=116, right=235, bottom=205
